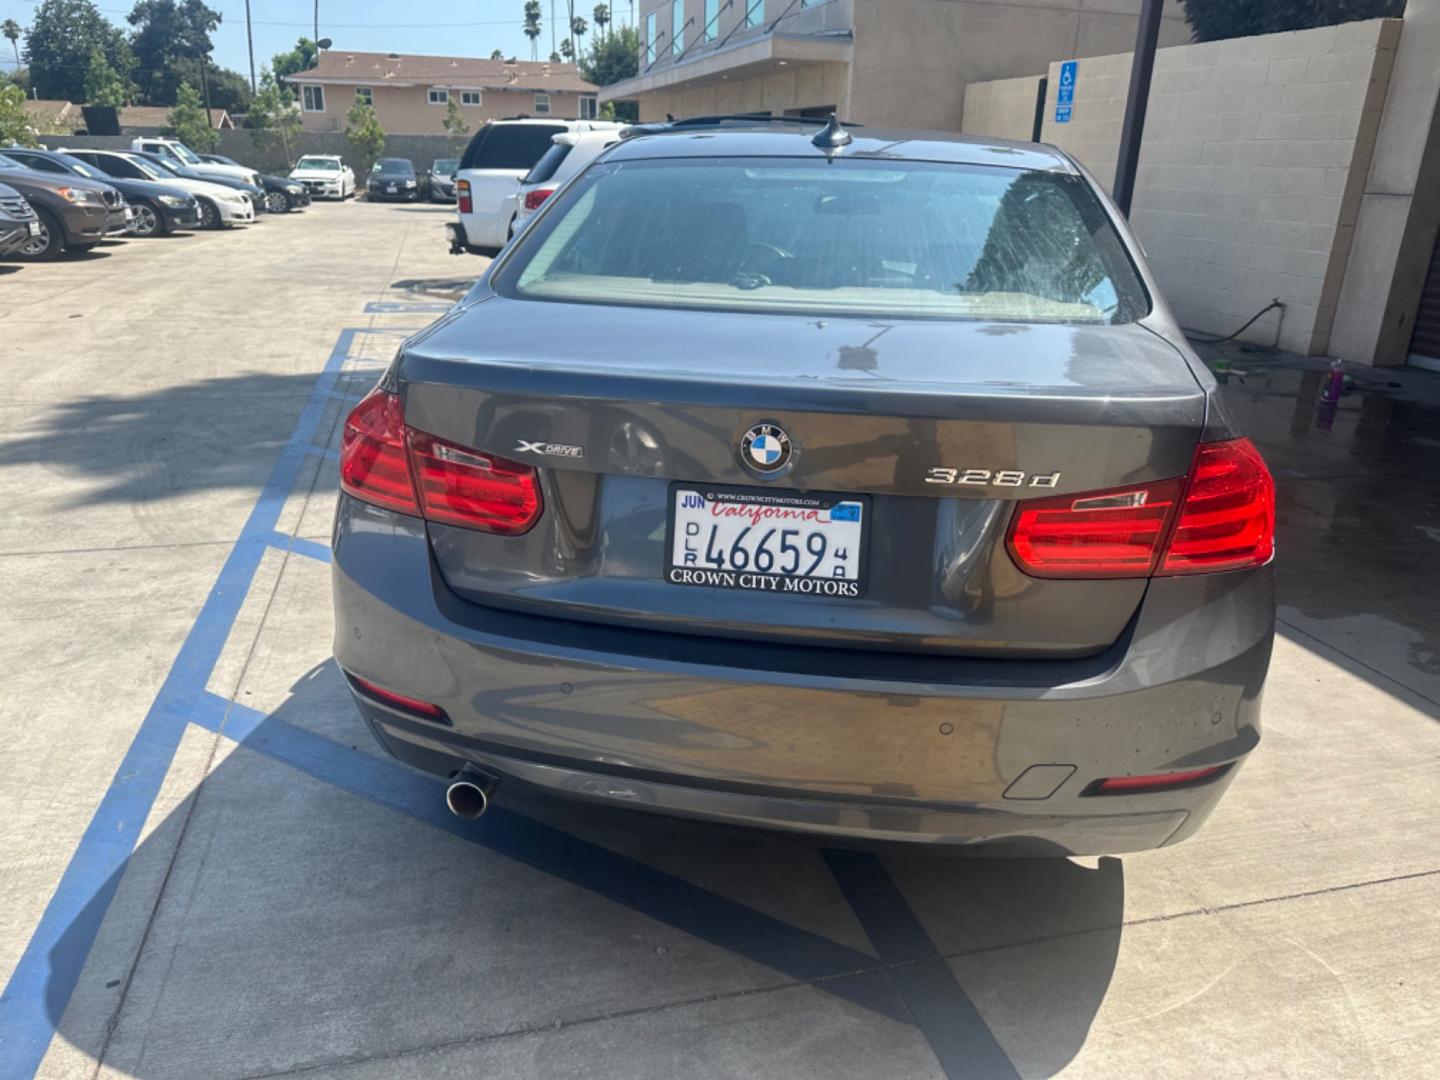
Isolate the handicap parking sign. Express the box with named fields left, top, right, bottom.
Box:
left=1055, top=61, right=1078, bottom=122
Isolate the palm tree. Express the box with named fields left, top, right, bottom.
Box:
left=593, top=4, right=609, bottom=42
left=571, top=14, right=588, bottom=57
left=523, top=1, right=542, bottom=60
left=2, top=19, right=21, bottom=72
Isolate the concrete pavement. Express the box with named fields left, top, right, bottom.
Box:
left=1, top=204, right=1437, bottom=1079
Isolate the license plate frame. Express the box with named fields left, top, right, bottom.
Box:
left=664, top=483, right=870, bottom=599
left=27, top=221, right=41, bottom=236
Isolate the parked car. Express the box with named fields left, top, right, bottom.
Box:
left=334, top=118, right=1277, bottom=853
left=129, top=137, right=262, bottom=187
left=427, top=158, right=459, bottom=202
left=64, top=149, right=254, bottom=229
left=6, top=147, right=200, bottom=236
left=200, top=155, right=311, bottom=213
left=508, top=128, right=625, bottom=239
left=289, top=155, right=356, bottom=200
left=0, top=153, right=120, bottom=258
left=449, top=117, right=625, bottom=256
left=0, top=180, right=42, bottom=256
left=367, top=157, right=420, bottom=201
left=129, top=151, right=265, bottom=217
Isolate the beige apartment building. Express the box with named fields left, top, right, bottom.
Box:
left=601, top=0, right=1190, bottom=129
left=285, top=51, right=600, bottom=134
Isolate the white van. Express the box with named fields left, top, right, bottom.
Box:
left=448, top=117, right=625, bottom=256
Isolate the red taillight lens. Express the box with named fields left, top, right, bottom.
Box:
left=340, top=390, right=420, bottom=515
left=339, top=391, right=543, bottom=535
left=1006, top=437, right=1274, bottom=579
left=348, top=673, right=449, bottom=723
left=1160, top=437, right=1274, bottom=574
left=1007, top=479, right=1183, bottom=578
left=406, top=430, right=543, bottom=535
left=523, top=187, right=554, bottom=211
left=1090, top=764, right=1227, bottom=795
left=456, top=179, right=472, bottom=214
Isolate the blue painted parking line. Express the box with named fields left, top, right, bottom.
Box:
left=0, top=324, right=1003, bottom=1080
left=0, top=329, right=355, bottom=1080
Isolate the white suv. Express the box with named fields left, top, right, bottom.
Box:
left=449, top=117, right=625, bottom=256
left=508, top=128, right=627, bottom=240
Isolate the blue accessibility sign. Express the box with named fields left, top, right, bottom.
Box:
left=1055, top=60, right=1077, bottom=122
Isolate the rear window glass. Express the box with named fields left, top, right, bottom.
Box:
left=461, top=124, right=566, bottom=171
left=523, top=142, right=572, bottom=185
left=496, top=157, right=1149, bottom=324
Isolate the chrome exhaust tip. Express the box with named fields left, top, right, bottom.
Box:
left=444, top=768, right=497, bottom=820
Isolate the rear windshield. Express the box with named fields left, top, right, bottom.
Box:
left=522, top=142, right=572, bottom=185
left=496, top=157, right=1149, bottom=323
left=460, top=123, right=567, bottom=171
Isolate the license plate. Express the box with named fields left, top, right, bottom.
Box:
left=666, top=486, right=867, bottom=598
left=124, top=207, right=135, bottom=220
left=28, top=221, right=41, bottom=236
left=386, top=184, right=397, bottom=193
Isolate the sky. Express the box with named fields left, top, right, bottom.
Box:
left=0, top=1, right=641, bottom=83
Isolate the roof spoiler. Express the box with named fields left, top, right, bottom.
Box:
left=619, top=113, right=864, bottom=139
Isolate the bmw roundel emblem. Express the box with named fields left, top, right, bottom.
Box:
left=740, top=422, right=792, bottom=474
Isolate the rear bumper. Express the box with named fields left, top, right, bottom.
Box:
left=332, top=498, right=1273, bottom=854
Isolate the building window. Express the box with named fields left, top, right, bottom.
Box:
left=705, top=0, right=719, bottom=40
left=301, top=84, right=325, bottom=112
left=746, top=0, right=765, bottom=27
left=672, top=0, right=684, bottom=56
left=354, top=87, right=373, bottom=106
left=646, top=11, right=657, bottom=63
left=460, top=90, right=482, bottom=106
left=579, top=95, right=598, bottom=119
left=428, top=88, right=449, bottom=105
left=533, top=93, right=551, bottom=115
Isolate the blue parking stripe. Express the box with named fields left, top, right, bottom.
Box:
left=263, top=532, right=333, bottom=564
left=823, top=850, right=1019, bottom=1079
left=0, top=330, right=356, bottom=1080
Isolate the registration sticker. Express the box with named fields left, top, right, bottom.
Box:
left=666, top=486, right=868, bottom=598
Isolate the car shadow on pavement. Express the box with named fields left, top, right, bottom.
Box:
left=42, top=658, right=1125, bottom=1079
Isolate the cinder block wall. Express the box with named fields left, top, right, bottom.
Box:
left=962, top=19, right=1402, bottom=356
left=961, top=75, right=1044, bottom=142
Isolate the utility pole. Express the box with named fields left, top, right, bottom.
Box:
left=245, top=0, right=256, bottom=93
left=199, top=52, right=214, bottom=129
left=314, top=1, right=319, bottom=44
left=1112, top=0, right=1162, bottom=216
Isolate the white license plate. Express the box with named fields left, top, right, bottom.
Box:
left=666, top=487, right=867, bottom=598
left=124, top=207, right=135, bottom=220
left=28, top=221, right=41, bottom=236
left=386, top=184, right=397, bottom=193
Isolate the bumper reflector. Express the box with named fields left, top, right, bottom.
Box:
left=348, top=674, right=449, bottom=724
left=1088, top=764, right=1227, bottom=795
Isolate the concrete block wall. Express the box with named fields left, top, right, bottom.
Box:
left=961, top=75, right=1044, bottom=142
left=961, top=18, right=1403, bottom=356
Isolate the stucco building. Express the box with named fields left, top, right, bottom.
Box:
left=285, top=51, right=600, bottom=134
left=600, top=0, right=1190, bottom=129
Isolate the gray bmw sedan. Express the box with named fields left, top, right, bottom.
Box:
left=332, top=117, right=1274, bottom=854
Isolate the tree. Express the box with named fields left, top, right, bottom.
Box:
left=24, top=0, right=133, bottom=102
left=345, top=98, right=386, bottom=181
left=523, top=1, right=543, bottom=60
left=271, top=36, right=317, bottom=91
left=247, top=69, right=301, bottom=166
left=549, top=50, right=561, bottom=62
left=559, top=39, right=574, bottom=60
left=173, top=59, right=251, bottom=112
left=0, top=83, right=39, bottom=146
left=127, top=0, right=221, bottom=105
left=164, top=81, right=218, bottom=149
left=442, top=95, right=470, bottom=153
left=84, top=46, right=128, bottom=107
left=2, top=19, right=21, bottom=71
left=580, top=24, right=639, bottom=121
left=1184, top=0, right=1404, bottom=42
left=593, top=4, right=610, bottom=41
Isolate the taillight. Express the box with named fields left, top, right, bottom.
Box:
left=339, top=390, right=542, bottom=535
left=1159, top=438, right=1274, bottom=574
left=1006, top=437, right=1273, bottom=579
left=406, top=430, right=543, bottom=535
left=1088, top=764, right=1228, bottom=795
left=523, top=187, right=554, bottom=211
left=456, top=179, right=472, bottom=214
left=340, top=390, right=420, bottom=515
left=348, top=673, right=449, bottom=723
